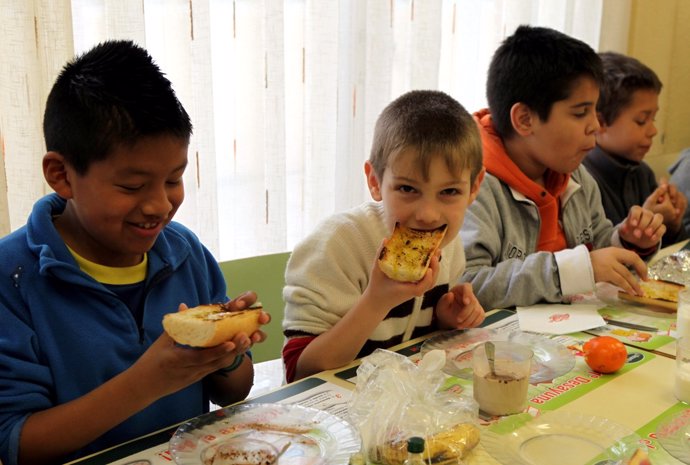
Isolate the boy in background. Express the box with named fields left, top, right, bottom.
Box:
left=282, top=90, right=485, bottom=382
left=583, top=51, right=687, bottom=246
left=0, top=41, right=269, bottom=464
left=461, top=26, right=666, bottom=312
left=669, top=147, right=690, bottom=236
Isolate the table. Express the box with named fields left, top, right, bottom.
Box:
left=68, top=240, right=690, bottom=464
left=68, top=307, right=689, bottom=465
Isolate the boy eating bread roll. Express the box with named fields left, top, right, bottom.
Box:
left=0, top=41, right=269, bottom=464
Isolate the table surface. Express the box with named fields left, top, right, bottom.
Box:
left=68, top=241, right=690, bottom=465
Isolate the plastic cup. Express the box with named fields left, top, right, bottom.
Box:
left=676, top=289, right=690, bottom=338
left=472, top=341, right=533, bottom=416
left=675, top=337, right=690, bottom=404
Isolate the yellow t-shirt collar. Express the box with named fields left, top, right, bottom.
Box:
left=66, top=245, right=147, bottom=285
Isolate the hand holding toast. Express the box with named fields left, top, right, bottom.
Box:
left=365, top=245, right=442, bottom=314
left=590, top=247, right=646, bottom=296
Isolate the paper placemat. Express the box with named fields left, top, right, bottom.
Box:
left=635, top=403, right=690, bottom=464
left=339, top=312, right=656, bottom=422
left=586, top=305, right=676, bottom=350
left=71, top=377, right=352, bottom=465
left=432, top=331, right=656, bottom=421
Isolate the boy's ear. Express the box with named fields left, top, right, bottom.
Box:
left=43, top=152, right=73, bottom=199
left=364, top=161, right=383, bottom=201
left=510, top=102, right=534, bottom=136
left=469, top=167, right=485, bottom=204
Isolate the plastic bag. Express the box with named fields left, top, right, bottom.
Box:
left=348, top=349, right=480, bottom=465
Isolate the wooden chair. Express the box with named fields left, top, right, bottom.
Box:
left=218, top=252, right=290, bottom=363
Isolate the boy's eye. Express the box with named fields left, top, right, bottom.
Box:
left=441, top=188, right=459, bottom=196
left=117, top=184, right=143, bottom=191
left=167, top=178, right=183, bottom=186
left=398, top=185, right=417, bottom=193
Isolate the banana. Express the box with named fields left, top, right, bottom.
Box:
left=374, top=423, right=480, bottom=465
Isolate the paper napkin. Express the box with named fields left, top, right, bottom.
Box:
left=516, top=303, right=606, bottom=335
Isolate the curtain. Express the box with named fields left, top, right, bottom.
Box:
left=0, top=0, right=627, bottom=260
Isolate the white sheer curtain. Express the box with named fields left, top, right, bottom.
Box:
left=0, top=0, right=625, bottom=260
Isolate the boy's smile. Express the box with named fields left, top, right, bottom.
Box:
left=366, top=148, right=481, bottom=249
left=596, top=88, right=659, bottom=163
left=49, top=135, right=188, bottom=267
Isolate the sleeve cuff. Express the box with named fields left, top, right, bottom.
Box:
left=554, top=244, right=595, bottom=296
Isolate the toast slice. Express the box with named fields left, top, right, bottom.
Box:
left=378, top=223, right=448, bottom=282
left=639, top=279, right=685, bottom=302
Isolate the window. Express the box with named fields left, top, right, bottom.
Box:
left=0, top=0, right=622, bottom=260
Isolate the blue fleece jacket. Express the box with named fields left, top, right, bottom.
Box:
left=0, top=194, right=227, bottom=464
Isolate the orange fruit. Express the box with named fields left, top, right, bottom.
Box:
left=583, top=336, right=627, bottom=374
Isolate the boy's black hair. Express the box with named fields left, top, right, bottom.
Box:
left=597, top=51, right=662, bottom=126
left=43, top=40, right=192, bottom=174
left=486, top=25, right=603, bottom=139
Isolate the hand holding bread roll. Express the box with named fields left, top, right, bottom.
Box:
left=163, top=302, right=265, bottom=348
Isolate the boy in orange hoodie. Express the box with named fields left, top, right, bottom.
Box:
left=460, top=25, right=665, bottom=311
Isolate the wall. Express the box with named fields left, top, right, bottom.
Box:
left=628, top=0, right=690, bottom=177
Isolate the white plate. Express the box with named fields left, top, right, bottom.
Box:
left=169, top=403, right=361, bottom=465
left=482, top=411, right=645, bottom=465
left=656, top=409, right=690, bottom=464
left=421, top=329, right=575, bottom=383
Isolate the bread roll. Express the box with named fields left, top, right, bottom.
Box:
left=378, top=223, right=448, bottom=282
left=163, top=303, right=263, bottom=347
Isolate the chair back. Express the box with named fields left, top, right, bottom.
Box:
left=218, top=252, right=290, bottom=363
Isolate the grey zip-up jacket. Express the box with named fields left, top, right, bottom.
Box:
left=461, top=165, right=622, bottom=310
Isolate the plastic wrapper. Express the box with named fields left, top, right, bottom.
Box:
left=347, top=349, right=480, bottom=465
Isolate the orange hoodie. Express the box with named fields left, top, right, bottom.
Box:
left=474, top=109, right=568, bottom=252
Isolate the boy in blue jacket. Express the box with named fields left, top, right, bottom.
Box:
left=0, top=40, right=269, bottom=464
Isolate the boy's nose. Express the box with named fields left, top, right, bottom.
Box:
left=647, top=122, right=658, bottom=138
left=587, top=114, right=601, bottom=135
left=415, top=200, right=441, bottom=225
left=141, top=190, right=173, bottom=216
